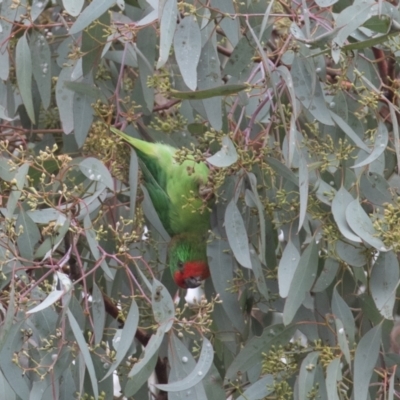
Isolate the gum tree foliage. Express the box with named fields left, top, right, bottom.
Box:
left=2, top=0, right=400, bottom=399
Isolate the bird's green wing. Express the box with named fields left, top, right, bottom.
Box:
left=111, top=127, right=210, bottom=236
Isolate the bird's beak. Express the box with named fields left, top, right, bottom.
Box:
left=184, top=276, right=203, bottom=289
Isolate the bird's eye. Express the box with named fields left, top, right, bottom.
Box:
left=177, top=261, right=184, bottom=270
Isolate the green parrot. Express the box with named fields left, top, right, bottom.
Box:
left=111, top=127, right=211, bottom=289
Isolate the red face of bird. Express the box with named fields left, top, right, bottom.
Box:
left=173, top=260, right=210, bottom=289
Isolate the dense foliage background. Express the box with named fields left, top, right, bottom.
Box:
left=2, top=0, right=400, bottom=399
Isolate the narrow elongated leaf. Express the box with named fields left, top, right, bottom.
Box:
left=91, top=283, right=106, bottom=345
left=102, top=299, right=139, bottom=380
left=170, top=84, right=247, bottom=99
left=15, top=210, right=40, bottom=261
left=30, top=31, right=51, bottom=109
left=330, top=112, right=370, bottom=152
left=174, top=16, right=201, bottom=90
left=67, top=309, right=99, bottom=400
left=152, top=279, right=175, bottom=331
left=69, top=0, right=116, bottom=34
left=299, top=352, right=320, bottom=400
left=291, top=56, right=333, bottom=125
left=156, top=337, right=214, bottom=392
left=278, top=240, right=300, bottom=298
left=225, top=200, right=252, bottom=269
left=346, top=199, right=389, bottom=251
left=353, top=324, right=382, bottom=400
left=283, top=239, right=319, bottom=325
left=207, top=235, right=246, bottom=334
left=298, top=154, right=309, bottom=230
left=236, top=375, right=274, bottom=400
left=370, top=251, right=399, bottom=320
left=335, top=318, right=351, bottom=366
left=332, top=287, right=355, bottom=343
left=16, top=34, right=35, bottom=123
left=326, top=358, right=342, bottom=400
left=156, top=0, right=177, bottom=69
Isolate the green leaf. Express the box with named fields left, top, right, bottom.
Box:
left=62, top=0, right=83, bottom=16
left=370, top=251, right=399, bottom=320
left=174, top=16, right=201, bottom=90
left=207, top=235, right=246, bottom=334
left=56, top=65, right=74, bottom=134
left=91, top=283, right=106, bottom=345
left=67, top=309, right=99, bottom=400
left=283, top=239, right=319, bottom=325
left=345, top=199, right=389, bottom=251
left=291, top=56, right=333, bottom=126
left=298, top=154, right=309, bottom=230
left=223, top=36, right=255, bottom=77
left=236, top=375, right=274, bottom=400
left=330, top=112, right=370, bottom=152
left=169, top=83, right=248, bottom=99
left=16, top=34, right=35, bottom=124
left=79, top=157, right=114, bottom=190
left=351, top=122, right=388, bottom=168
left=224, top=324, right=297, bottom=382
left=156, top=0, right=177, bottom=69
left=151, top=279, right=175, bottom=331
left=15, top=210, right=40, bottom=261
left=125, top=323, right=167, bottom=395
left=137, top=26, right=156, bottom=112
left=312, top=258, right=339, bottom=293
left=326, top=358, right=342, bottom=400
left=278, top=240, right=300, bottom=298
left=167, top=333, right=208, bottom=399
left=335, top=318, right=351, bottom=366
left=102, top=299, right=139, bottom=380
left=224, top=200, right=252, bottom=269
left=359, top=172, right=392, bottom=206
left=206, top=136, right=238, bottom=167
left=155, top=337, right=214, bottom=392
left=332, top=187, right=362, bottom=243
left=30, top=31, right=51, bottom=109
left=335, top=241, right=367, bottom=267
left=83, top=214, right=114, bottom=280
left=332, top=287, right=355, bottom=343
left=298, top=352, right=320, bottom=400
left=69, top=0, right=116, bottom=34
left=353, top=324, right=382, bottom=400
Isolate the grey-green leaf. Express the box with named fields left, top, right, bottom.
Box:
left=156, top=337, right=214, bottom=392
left=224, top=200, right=252, bottom=269
left=346, top=199, right=389, bottom=251
left=151, top=279, right=175, bottom=331
left=278, top=240, right=300, bottom=298
left=283, top=239, right=319, bottom=325
left=174, top=16, right=201, bottom=90
left=69, top=0, right=116, bottom=34
left=353, top=324, right=382, bottom=400
left=370, top=251, right=399, bottom=320
left=16, top=34, right=35, bottom=123
left=332, top=187, right=362, bottom=243
left=207, top=136, right=238, bottom=167
left=156, top=0, right=177, bottom=69
left=67, top=309, right=99, bottom=400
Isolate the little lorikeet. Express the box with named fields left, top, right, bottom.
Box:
left=111, top=127, right=211, bottom=288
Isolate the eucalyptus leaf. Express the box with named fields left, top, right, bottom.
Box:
left=224, top=200, right=252, bottom=269
left=353, top=324, right=382, bottom=400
